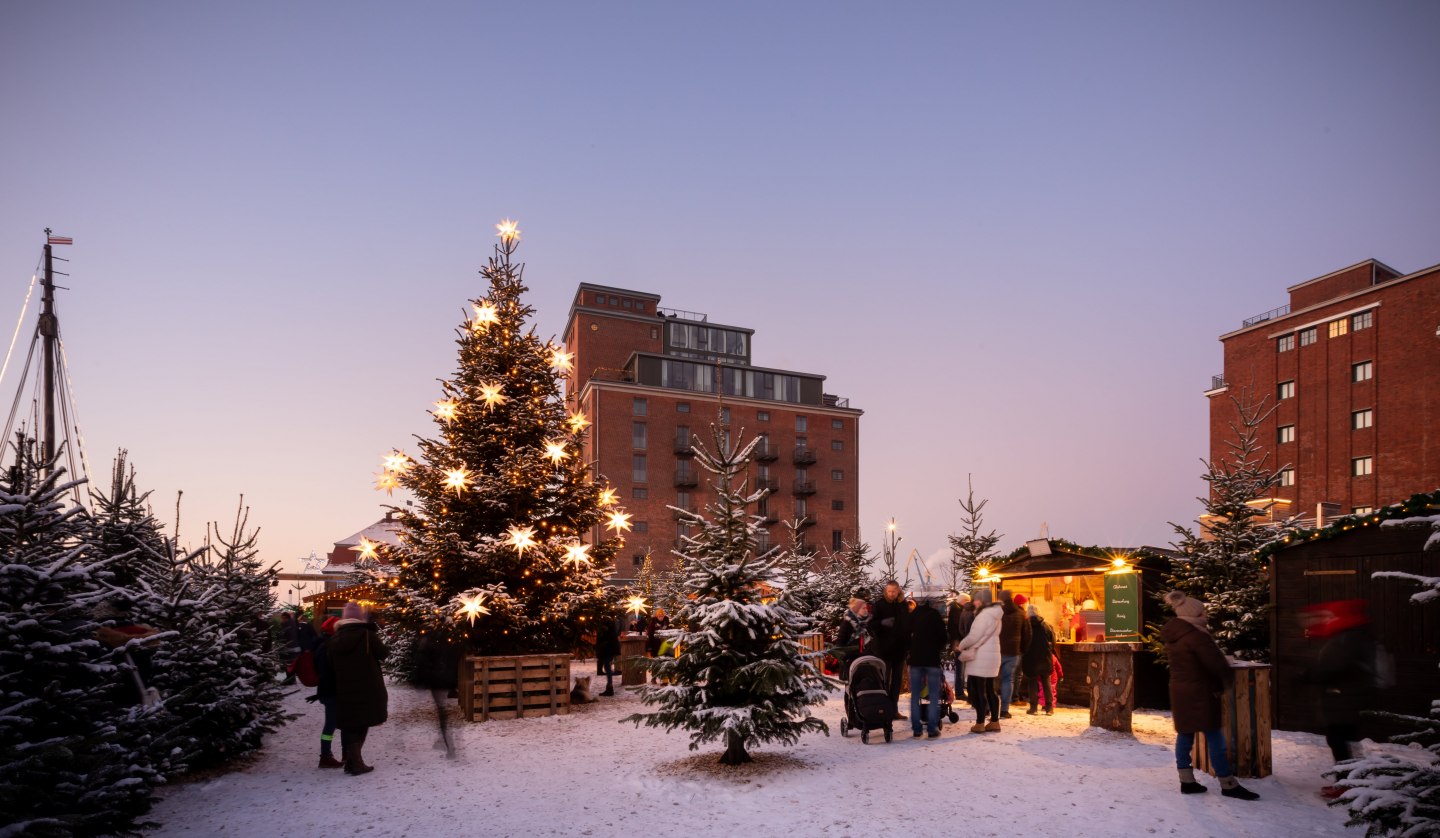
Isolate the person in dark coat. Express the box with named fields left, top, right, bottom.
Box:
left=1021, top=605, right=1055, bottom=715
left=1161, top=591, right=1258, bottom=800
left=869, top=580, right=911, bottom=720
left=595, top=611, right=622, bottom=696
left=907, top=595, right=949, bottom=738
left=328, top=602, right=388, bottom=776
left=1300, top=599, right=1377, bottom=796
left=946, top=593, right=974, bottom=699
left=414, top=629, right=462, bottom=759
left=996, top=590, right=1031, bottom=718
left=305, top=616, right=343, bottom=768
left=834, top=596, right=870, bottom=681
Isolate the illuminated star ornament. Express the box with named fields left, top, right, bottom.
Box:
left=352, top=537, right=379, bottom=561
left=563, top=542, right=593, bottom=567
left=506, top=525, right=537, bottom=557
left=496, top=218, right=521, bottom=243
left=598, top=487, right=620, bottom=507
left=549, top=348, right=574, bottom=372
left=433, top=399, right=459, bottom=424
left=443, top=467, right=471, bottom=495
left=471, top=301, right=499, bottom=330
left=543, top=439, right=570, bottom=463
left=382, top=451, right=411, bottom=474
left=456, top=592, right=490, bottom=625
left=566, top=411, right=590, bottom=432
left=606, top=510, right=633, bottom=533
left=374, top=471, right=400, bottom=495
left=624, top=595, right=649, bottom=616
left=478, top=382, right=508, bottom=410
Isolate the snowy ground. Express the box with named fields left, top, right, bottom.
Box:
left=150, top=665, right=1358, bottom=837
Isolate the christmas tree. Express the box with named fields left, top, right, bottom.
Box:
left=1165, top=393, right=1283, bottom=661
left=948, top=474, right=1002, bottom=593
left=624, top=423, right=828, bottom=765
left=0, top=436, right=164, bottom=835
left=813, top=539, right=874, bottom=639
left=369, top=220, right=619, bottom=659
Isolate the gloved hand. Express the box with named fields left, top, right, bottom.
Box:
left=305, top=694, right=319, bottom=703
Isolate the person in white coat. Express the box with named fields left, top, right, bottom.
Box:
left=955, top=586, right=1005, bottom=733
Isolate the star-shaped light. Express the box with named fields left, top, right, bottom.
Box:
left=352, top=536, right=379, bottom=561
left=478, top=382, right=508, bottom=410
left=543, top=439, right=570, bottom=464
left=382, top=451, right=411, bottom=474
left=433, top=399, right=459, bottom=424
left=456, top=591, right=490, bottom=625
left=506, top=525, right=537, bottom=557
left=375, top=471, right=400, bottom=495
left=563, top=542, right=592, bottom=567
left=606, top=510, right=633, bottom=533
left=598, top=487, right=620, bottom=507
left=443, top=467, right=471, bottom=495
left=471, top=301, right=499, bottom=330
left=496, top=218, right=521, bottom=242
left=624, top=595, right=649, bottom=616
left=549, top=348, right=574, bottom=372
left=566, top=411, right=590, bottom=432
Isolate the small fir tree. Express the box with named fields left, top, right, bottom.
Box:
left=776, top=518, right=823, bottom=623
left=814, top=540, right=874, bottom=639
left=624, top=424, right=828, bottom=765
left=368, top=221, right=617, bottom=659
left=948, top=474, right=1002, bottom=592
left=1165, top=393, right=1285, bottom=661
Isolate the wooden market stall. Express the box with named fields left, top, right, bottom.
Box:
left=302, top=582, right=387, bottom=628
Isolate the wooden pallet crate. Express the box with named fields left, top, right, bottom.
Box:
left=459, top=654, right=572, bottom=722
left=797, top=632, right=826, bottom=676
left=1193, top=663, right=1273, bottom=778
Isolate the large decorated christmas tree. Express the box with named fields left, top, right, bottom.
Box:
left=368, top=221, right=621, bottom=659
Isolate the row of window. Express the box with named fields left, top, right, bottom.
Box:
left=631, top=423, right=847, bottom=454
left=630, top=454, right=847, bottom=483
left=1276, top=409, right=1373, bottom=443
left=1276, top=361, right=1373, bottom=400
left=1277, top=456, right=1373, bottom=487
left=632, top=397, right=846, bottom=430
left=592, top=292, right=650, bottom=313
left=1276, top=310, right=1373, bottom=353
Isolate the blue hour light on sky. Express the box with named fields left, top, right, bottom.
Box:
left=1, top=2, right=1436, bottom=581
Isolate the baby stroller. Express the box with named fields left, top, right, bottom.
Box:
left=839, top=655, right=894, bottom=743
left=916, top=677, right=962, bottom=730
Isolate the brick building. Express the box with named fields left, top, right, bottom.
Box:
left=562, top=283, right=862, bottom=581
left=1206, top=259, right=1440, bottom=523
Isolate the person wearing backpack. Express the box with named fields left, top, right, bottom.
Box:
left=328, top=603, right=389, bottom=776
left=1300, top=599, right=1378, bottom=797
left=305, top=617, right=342, bottom=768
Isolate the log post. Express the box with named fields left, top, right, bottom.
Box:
left=1075, top=642, right=1140, bottom=732
left=619, top=635, right=647, bottom=686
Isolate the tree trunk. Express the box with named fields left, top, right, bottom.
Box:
left=719, top=730, right=752, bottom=765
left=1087, top=649, right=1135, bottom=732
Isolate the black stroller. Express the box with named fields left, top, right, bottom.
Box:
left=839, top=655, right=894, bottom=743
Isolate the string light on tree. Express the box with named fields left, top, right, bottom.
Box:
left=433, top=399, right=459, bottom=424
left=606, top=510, right=633, bottom=534
left=506, top=525, right=538, bottom=557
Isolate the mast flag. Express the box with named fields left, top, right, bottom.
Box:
left=47, top=235, right=73, bottom=245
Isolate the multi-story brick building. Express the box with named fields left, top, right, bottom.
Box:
left=1206, top=259, right=1440, bottom=523
left=562, top=283, right=862, bottom=581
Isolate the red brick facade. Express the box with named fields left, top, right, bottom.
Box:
left=564, top=284, right=862, bottom=580
left=1208, top=260, right=1440, bottom=521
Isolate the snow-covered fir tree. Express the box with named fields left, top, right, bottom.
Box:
left=813, top=539, right=874, bottom=639
left=624, top=424, right=828, bottom=765
left=0, top=436, right=165, bottom=836
left=1328, top=536, right=1440, bottom=837
left=775, top=518, right=823, bottom=624
left=947, top=474, right=1002, bottom=593
left=367, top=221, right=617, bottom=659
left=1165, top=393, right=1284, bottom=661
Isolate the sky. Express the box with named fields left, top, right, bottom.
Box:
left=2, top=2, right=1437, bottom=594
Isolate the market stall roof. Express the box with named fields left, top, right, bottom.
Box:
left=990, top=541, right=1177, bottom=579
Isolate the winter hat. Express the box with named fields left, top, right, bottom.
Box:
left=1026, top=604, right=1039, bottom=618
left=321, top=616, right=339, bottom=635
left=1013, top=594, right=1028, bottom=607
left=1165, top=591, right=1209, bottom=632
left=973, top=587, right=994, bottom=605
left=341, top=602, right=363, bottom=621
left=998, top=588, right=1014, bottom=603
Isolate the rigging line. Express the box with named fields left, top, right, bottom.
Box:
left=0, top=272, right=39, bottom=391
left=55, top=358, right=81, bottom=502
left=2, top=332, right=39, bottom=447
left=56, top=336, right=93, bottom=485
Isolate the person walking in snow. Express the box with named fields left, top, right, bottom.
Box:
left=1022, top=604, right=1055, bottom=715
left=1299, top=599, right=1377, bottom=798
left=328, top=602, right=389, bottom=776
left=956, top=586, right=1004, bottom=732
left=414, top=629, right=462, bottom=759
left=595, top=609, right=621, bottom=697
left=997, top=590, right=1030, bottom=718
left=306, top=616, right=343, bottom=768
left=870, top=580, right=911, bottom=720
left=908, top=594, right=949, bottom=738
left=1161, top=591, right=1258, bottom=801
left=946, top=592, right=973, bottom=700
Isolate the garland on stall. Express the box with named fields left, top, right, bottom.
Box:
left=1254, top=489, right=1440, bottom=562
left=997, top=537, right=1169, bottom=567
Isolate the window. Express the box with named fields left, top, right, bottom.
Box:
left=675, top=425, right=690, bottom=449
left=832, top=530, right=844, bottom=551
left=1353, top=361, right=1373, bottom=382
left=831, top=440, right=844, bottom=451
left=1353, top=311, right=1373, bottom=330
left=831, top=419, right=843, bottom=429
left=721, top=407, right=731, bottom=424
left=1328, top=319, right=1348, bottom=338
left=758, top=463, right=770, bottom=479
left=1278, top=380, right=1295, bottom=400
left=632, top=454, right=647, bottom=483
left=676, top=491, right=690, bottom=510
left=757, top=411, right=770, bottom=422
left=796, top=467, right=808, bottom=482
left=632, top=554, right=644, bottom=568
left=609, top=296, right=618, bottom=305
left=831, top=469, right=844, bottom=481
left=676, top=402, right=690, bottom=413
left=755, top=533, right=771, bottom=552
left=1277, top=424, right=1295, bottom=444
left=795, top=498, right=808, bottom=516
left=633, top=521, right=649, bottom=534
left=1353, top=506, right=1374, bottom=515
left=1279, top=468, right=1295, bottom=487
left=831, top=499, right=844, bottom=511
left=1299, top=327, right=1317, bottom=346
left=622, top=299, right=632, bottom=309
left=1353, top=409, right=1373, bottom=430
left=632, top=487, right=648, bottom=500
left=633, top=397, right=647, bottom=416
left=796, top=436, right=808, bottom=453
left=632, top=422, right=647, bottom=449
left=650, top=326, right=659, bottom=339
left=1352, top=457, right=1373, bottom=476
left=796, top=416, right=808, bottom=432
left=1277, top=334, right=1295, bottom=353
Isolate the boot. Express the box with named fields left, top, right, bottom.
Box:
left=1219, top=776, right=1258, bottom=800
left=984, top=720, right=1001, bottom=732
left=1026, top=705, right=1038, bottom=715
left=318, top=753, right=343, bottom=769
left=344, top=742, right=374, bottom=776
left=970, top=722, right=987, bottom=734
left=1178, top=768, right=1207, bottom=794
left=1044, top=706, right=1054, bottom=716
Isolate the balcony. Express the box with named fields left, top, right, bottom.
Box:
left=758, top=478, right=780, bottom=495
left=760, top=510, right=779, bottom=525
left=673, top=438, right=695, bottom=456
left=1242, top=304, right=1290, bottom=328
left=823, top=394, right=850, bottom=408
left=795, top=514, right=817, bottom=528
left=792, top=480, right=816, bottom=496
left=1206, top=374, right=1227, bottom=393
left=673, top=469, right=699, bottom=488
left=793, top=446, right=817, bottom=466
left=754, top=442, right=779, bottom=462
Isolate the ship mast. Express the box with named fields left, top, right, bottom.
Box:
left=40, top=228, right=58, bottom=465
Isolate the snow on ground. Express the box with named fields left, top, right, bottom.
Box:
left=151, top=665, right=1356, bottom=837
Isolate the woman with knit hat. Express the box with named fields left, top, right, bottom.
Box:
left=1161, top=591, right=1259, bottom=801
left=955, top=586, right=1004, bottom=732
left=328, top=602, right=389, bottom=775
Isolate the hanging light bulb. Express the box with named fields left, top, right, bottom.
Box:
left=606, top=510, right=633, bottom=533
left=433, top=399, right=460, bottom=424
left=544, top=439, right=570, bottom=463
left=444, top=467, right=471, bottom=495
left=563, top=542, right=593, bottom=567
left=478, top=382, right=508, bottom=410
left=507, top=525, right=537, bottom=556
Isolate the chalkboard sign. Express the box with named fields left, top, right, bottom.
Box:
left=1104, top=572, right=1141, bottom=641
